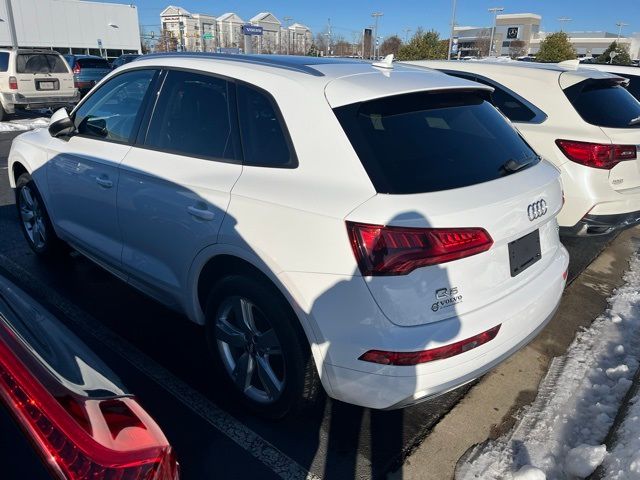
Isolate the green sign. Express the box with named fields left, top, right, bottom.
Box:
left=203, top=33, right=213, bottom=39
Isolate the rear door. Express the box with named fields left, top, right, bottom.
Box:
left=46, top=68, right=158, bottom=268
left=14, top=52, right=74, bottom=98
left=561, top=74, right=640, bottom=192
left=334, top=89, right=563, bottom=327
left=118, top=69, right=242, bottom=303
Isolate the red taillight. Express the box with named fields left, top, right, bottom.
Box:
left=0, top=331, right=179, bottom=480
left=556, top=139, right=637, bottom=170
left=72, top=63, right=81, bottom=74
left=360, top=324, right=502, bottom=365
left=346, top=222, right=493, bottom=276
left=8, top=76, right=17, bottom=89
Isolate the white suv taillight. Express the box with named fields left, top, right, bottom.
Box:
left=0, top=328, right=179, bottom=480
left=346, top=221, right=493, bottom=276
left=556, top=139, right=637, bottom=170
left=8, top=76, right=17, bottom=90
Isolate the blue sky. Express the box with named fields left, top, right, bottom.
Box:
left=133, top=0, right=638, bottom=40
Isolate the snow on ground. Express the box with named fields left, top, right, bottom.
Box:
left=457, top=252, right=640, bottom=480
left=0, top=116, right=50, bottom=132
left=602, top=381, right=640, bottom=478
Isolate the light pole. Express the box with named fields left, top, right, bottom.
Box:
left=2, top=0, right=18, bottom=49
left=371, top=12, right=383, bottom=59
left=403, top=28, right=412, bottom=43
left=488, top=7, right=504, bottom=57
left=616, top=21, right=629, bottom=42
left=447, top=0, right=458, bottom=60
left=557, top=17, right=572, bottom=32
left=283, top=16, right=292, bottom=54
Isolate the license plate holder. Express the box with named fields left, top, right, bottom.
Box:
left=508, top=229, right=541, bottom=277
left=36, top=80, right=58, bottom=91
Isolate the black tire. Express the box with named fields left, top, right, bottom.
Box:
left=0, top=104, right=6, bottom=122
left=15, top=173, right=65, bottom=257
left=205, top=274, right=322, bottom=419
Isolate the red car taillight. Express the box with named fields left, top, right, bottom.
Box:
left=346, top=222, right=493, bottom=276
left=8, top=76, right=17, bottom=90
left=359, top=324, right=501, bottom=365
left=556, top=139, right=637, bottom=170
left=0, top=332, right=179, bottom=480
left=72, top=63, right=81, bottom=74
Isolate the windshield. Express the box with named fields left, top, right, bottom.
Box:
left=564, top=79, right=640, bottom=129
left=334, top=90, right=540, bottom=194
left=16, top=53, right=69, bottom=74
left=77, top=58, right=110, bottom=69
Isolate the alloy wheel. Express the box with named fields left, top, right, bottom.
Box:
left=19, top=185, right=47, bottom=250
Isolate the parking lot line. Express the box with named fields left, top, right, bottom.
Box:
left=0, top=253, right=321, bottom=480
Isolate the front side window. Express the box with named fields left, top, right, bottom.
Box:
left=334, top=90, right=539, bottom=194
left=145, top=70, right=239, bottom=160
left=17, top=54, right=69, bottom=74
left=74, top=69, right=156, bottom=143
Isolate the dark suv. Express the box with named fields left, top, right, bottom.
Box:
left=63, top=54, right=111, bottom=96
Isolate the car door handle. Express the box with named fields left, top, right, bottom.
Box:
left=187, top=205, right=215, bottom=221
left=95, top=176, right=113, bottom=188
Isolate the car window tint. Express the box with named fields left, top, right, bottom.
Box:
left=74, top=69, right=156, bottom=143
left=145, top=70, right=238, bottom=160
left=470, top=77, right=537, bottom=122
left=618, top=74, right=640, bottom=101
left=334, top=91, right=539, bottom=194
left=564, top=79, right=640, bottom=129
left=17, top=54, right=68, bottom=74
left=0, top=52, right=8, bottom=72
left=77, top=58, right=110, bottom=69
left=237, top=84, right=294, bottom=167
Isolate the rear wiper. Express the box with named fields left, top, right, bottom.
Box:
left=500, top=158, right=535, bottom=174
left=629, top=116, right=640, bottom=126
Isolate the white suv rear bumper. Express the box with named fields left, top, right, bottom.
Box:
left=1, top=91, right=80, bottom=113
left=286, top=245, right=568, bottom=409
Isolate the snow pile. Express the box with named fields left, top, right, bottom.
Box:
left=602, top=387, right=640, bottom=477
left=457, top=253, right=640, bottom=480
left=0, top=117, right=50, bottom=132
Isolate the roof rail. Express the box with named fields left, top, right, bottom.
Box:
left=138, top=52, right=325, bottom=77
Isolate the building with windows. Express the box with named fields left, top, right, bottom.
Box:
left=160, top=6, right=217, bottom=52
left=286, top=23, right=313, bottom=55
left=249, top=13, right=281, bottom=53
left=216, top=13, right=245, bottom=49
left=453, top=13, right=638, bottom=60
left=0, top=0, right=140, bottom=60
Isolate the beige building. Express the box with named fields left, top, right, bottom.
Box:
left=249, top=12, right=281, bottom=54
left=217, top=12, right=245, bottom=49
left=160, top=6, right=217, bottom=52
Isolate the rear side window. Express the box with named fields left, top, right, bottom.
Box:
left=447, top=72, right=538, bottom=122
left=237, top=84, right=295, bottom=167
left=334, top=91, right=540, bottom=194
left=618, top=74, right=640, bottom=101
left=0, top=52, right=8, bottom=72
left=145, top=70, right=239, bottom=161
left=564, top=79, right=640, bottom=129
left=77, top=58, right=110, bottom=69
left=17, top=54, right=68, bottom=74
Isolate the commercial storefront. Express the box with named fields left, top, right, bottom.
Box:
left=0, top=0, right=141, bottom=60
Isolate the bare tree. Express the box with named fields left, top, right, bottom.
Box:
left=508, top=39, right=527, bottom=58
left=155, top=29, right=178, bottom=52
left=379, top=35, right=402, bottom=56
left=475, top=28, right=492, bottom=57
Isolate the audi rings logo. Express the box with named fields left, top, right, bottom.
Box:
left=527, top=199, right=547, bottom=221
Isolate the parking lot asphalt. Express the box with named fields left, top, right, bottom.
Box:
left=0, top=129, right=619, bottom=480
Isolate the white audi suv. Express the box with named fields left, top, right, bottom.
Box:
left=409, top=60, right=640, bottom=236
left=8, top=54, right=568, bottom=417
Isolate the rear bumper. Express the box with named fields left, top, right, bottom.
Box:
left=290, top=245, right=569, bottom=410
left=1, top=91, right=80, bottom=112
left=560, top=210, right=640, bottom=236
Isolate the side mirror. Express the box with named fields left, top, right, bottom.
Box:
left=48, top=107, right=75, bottom=138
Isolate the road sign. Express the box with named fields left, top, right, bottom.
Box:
left=203, top=33, right=213, bottom=39
left=97, top=38, right=103, bottom=48
left=242, top=24, right=263, bottom=36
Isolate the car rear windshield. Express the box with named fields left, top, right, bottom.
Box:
left=618, top=74, right=640, bottom=101
left=77, top=58, right=110, bottom=69
left=334, top=90, right=540, bottom=194
left=16, top=53, right=68, bottom=73
left=564, top=79, right=640, bottom=129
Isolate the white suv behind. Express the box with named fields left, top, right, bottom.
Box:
left=410, top=60, right=640, bottom=236
left=0, top=49, right=80, bottom=120
left=8, top=54, right=568, bottom=417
